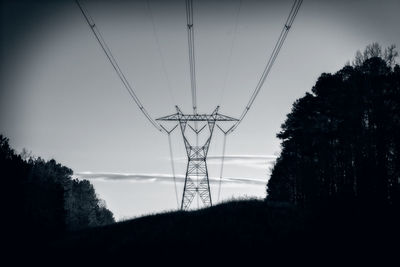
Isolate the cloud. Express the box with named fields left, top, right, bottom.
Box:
left=74, top=172, right=266, bottom=185
left=206, top=154, right=277, bottom=169
left=74, top=155, right=277, bottom=186
left=207, top=155, right=277, bottom=160
left=173, top=154, right=277, bottom=169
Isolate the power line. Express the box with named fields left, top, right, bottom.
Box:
left=217, top=132, right=228, bottom=202
left=227, top=0, right=303, bottom=134
left=219, top=0, right=242, bottom=105
left=167, top=129, right=179, bottom=208
left=145, top=0, right=176, bottom=106
left=76, top=0, right=303, bottom=210
left=75, top=0, right=163, bottom=132
left=185, top=0, right=197, bottom=115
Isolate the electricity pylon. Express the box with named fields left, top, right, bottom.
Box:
left=157, top=106, right=238, bottom=210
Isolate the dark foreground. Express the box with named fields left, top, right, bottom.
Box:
left=35, top=199, right=398, bottom=264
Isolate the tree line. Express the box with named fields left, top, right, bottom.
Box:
left=1, top=135, right=114, bottom=245
left=267, top=43, right=400, bottom=207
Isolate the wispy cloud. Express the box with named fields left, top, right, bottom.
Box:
left=74, top=172, right=266, bottom=185
left=206, top=154, right=277, bottom=169
left=207, top=154, right=277, bottom=160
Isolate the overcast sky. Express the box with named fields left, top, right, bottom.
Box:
left=1, top=0, right=399, bottom=219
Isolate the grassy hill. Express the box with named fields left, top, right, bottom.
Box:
left=49, top=199, right=399, bottom=264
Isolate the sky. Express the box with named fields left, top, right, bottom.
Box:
left=1, top=0, right=399, bottom=220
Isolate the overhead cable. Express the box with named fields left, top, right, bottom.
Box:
left=219, top=0, right=242, bottom=105
left=167, top=130, right=180, bottom=208
left=228, top=0, right=303, bottom=134
left=146, top=0, right=176, bottom=106
left=75, top=0, right=163, bottom=132
left=185, top=0, right=198, bottom=115
left=217, top=132, right=228, bottom=202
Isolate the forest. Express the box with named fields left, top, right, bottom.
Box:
left=267, top=43, right=400, bottom=207
left=1, top=135, right=114, bottom=249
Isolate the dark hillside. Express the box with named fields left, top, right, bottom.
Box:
left=50, top=199, right=399, bottom=264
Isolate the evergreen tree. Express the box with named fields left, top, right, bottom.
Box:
left=267, top=44, right=400, bottom=206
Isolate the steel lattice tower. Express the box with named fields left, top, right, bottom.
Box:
left=157, top=106, right=238, bottom=210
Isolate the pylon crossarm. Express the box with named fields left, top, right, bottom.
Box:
left=156, top=113, right=238, bottom=122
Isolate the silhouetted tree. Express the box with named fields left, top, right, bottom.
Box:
left=66, top=179, right=114, bottom=231
left=0, top=134, right=115, bottom=245
left=1, top=136, right=65, bottom=242
left=267, top=44, right=400, bottom=206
